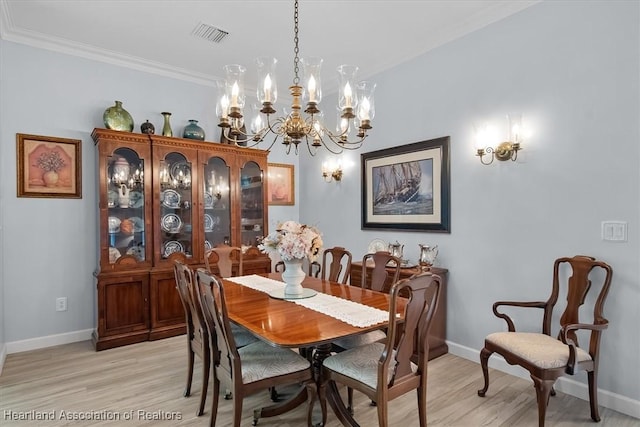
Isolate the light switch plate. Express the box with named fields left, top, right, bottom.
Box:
left=601, top=221, right=627, bottom=242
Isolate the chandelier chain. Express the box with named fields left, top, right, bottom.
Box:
left=293, top=0, right=300, bottom=85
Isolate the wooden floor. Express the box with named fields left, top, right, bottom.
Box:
left=1, top=336, right=636, bottom=426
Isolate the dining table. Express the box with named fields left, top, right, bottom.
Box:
left=221, top=272, right=407, bottom=427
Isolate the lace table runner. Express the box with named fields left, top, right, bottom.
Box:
left=227, top=275, right=389, bottom=328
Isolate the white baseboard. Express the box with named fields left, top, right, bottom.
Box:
left=447, top=341, right=640, bottom=419
left=5, top=329, right=93, bottom=355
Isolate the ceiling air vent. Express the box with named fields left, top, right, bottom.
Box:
left=191, top=22, right=229, bottom=43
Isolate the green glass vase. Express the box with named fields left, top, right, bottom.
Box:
left=103, top=100, right=134, bottom=132
left=161, top=112, right=173, bottom=137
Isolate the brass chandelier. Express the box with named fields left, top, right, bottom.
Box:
left=215, top=0, right=375, bottom=155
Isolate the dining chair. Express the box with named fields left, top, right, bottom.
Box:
left=174, top=260, right=210, bottom=416
left=333, top=251, right=401, bottom=351
left=320, top=246, right=353, bottom=285
left=332, top=250, right=402, bottom=411
left=477, top=255, right=613, bottom=427
left=205, top=244, right=243, bottom=278
left=319, top=272, right=442, bottom=427
left=196, top=269, right=317, bottom=427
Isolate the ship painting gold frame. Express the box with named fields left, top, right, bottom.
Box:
left=361, top=136, right=450, bottom=232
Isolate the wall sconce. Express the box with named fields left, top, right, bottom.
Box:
left=322, top=161, right=343, bottom=183
left=474, top=114, right=524, bottom=165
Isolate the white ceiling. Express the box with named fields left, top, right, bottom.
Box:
left=1, top=0, right=539, bottom=94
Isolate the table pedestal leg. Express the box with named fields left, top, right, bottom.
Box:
left=314, top=343, right=360, bottom=427
left=253, top=385, right=308, bottom=422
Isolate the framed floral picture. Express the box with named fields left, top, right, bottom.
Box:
left=16, top=133, right=82, bottom=198
left=267, top=163, right=295, bottom=205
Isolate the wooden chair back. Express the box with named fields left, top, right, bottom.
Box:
left=197, top=270, right=239, bottom=381
left=550, top=256, right=613, bottom=347
left=173, top=260, right=210, bottom=416
left=321, top=246, right=353, bottom=284
left=386, top=273, right=441, bottom=387
left=205, top=244, right=243, bottom=277
left=361, top=251, right=401, bottom=293
left=174, top=261, right=209, bottom=354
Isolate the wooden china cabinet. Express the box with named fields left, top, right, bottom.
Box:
left=92, top=128, right=271, bottom=350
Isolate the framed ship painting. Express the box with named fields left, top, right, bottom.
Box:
left=16, top=133, right=82, bottom=199
left=361, top=136, right=450, bottom=232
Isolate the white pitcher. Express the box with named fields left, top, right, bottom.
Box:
left=118, top=184, right=131, bottom=208
left=418, top=244, right=438, bottom=268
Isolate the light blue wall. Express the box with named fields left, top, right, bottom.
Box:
left=301, top=0, right=640, bottom=401
left=0, top=0, right=638, bottom=406
left=0, top=39, right=298, bottom=345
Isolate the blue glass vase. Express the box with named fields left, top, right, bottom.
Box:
left=182, top=119, right=205, bottom=140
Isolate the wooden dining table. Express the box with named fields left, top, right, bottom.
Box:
left=221, top=272, right=407, bottom=426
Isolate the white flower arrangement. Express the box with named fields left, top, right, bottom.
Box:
left=258, top=220, right=323, bottom=261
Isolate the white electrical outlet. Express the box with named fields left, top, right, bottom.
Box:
left=56, top=297, right=67, bottom=312
left=601, top=221, right=628, bottom=242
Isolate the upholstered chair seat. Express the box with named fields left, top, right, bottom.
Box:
left=238, top=340, right=312, bottom=384
left=323, top=343, right=417, bottom=389
left=486, top=332, right=592, bottom=369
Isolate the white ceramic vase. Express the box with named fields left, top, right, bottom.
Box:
left=282, top=258, right=305, bottom=296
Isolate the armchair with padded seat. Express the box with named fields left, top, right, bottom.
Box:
left=477, top=255, right=613, bottom=427
left=319, top=272, right=442, bottom=427
left=196, top=269, right=316, bottom=427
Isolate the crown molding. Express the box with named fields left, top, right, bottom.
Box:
left=0, top=0, right=215, bottom=87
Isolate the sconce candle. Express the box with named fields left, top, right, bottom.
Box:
left=322, top=160, right=343, bottom=183
left=474, top=114, right=525, bottom=165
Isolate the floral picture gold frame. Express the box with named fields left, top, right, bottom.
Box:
left=267, top=163, right=295, bottom=205
left=17, top=133, right=82, bottom=199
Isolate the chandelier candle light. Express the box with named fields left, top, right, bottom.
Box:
left=215, top=0, right=375, bottom=155
left=258, top=220, right=323, bottom=295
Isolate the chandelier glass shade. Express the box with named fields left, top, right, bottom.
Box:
left=215, top=0, right=375, bottom=155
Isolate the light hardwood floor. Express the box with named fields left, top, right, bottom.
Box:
left=1, top=336, right=636, bottom=426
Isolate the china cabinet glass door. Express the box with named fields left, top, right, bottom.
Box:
left=158, top=152, right=193, bottom=259
left=106, top=147, right=146, bottom=264
left=203, top=156, right=231, bottom=248
left=240, top=161, right=265, bottom=246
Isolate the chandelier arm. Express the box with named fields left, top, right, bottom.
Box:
left=321, top=127, right=368, bottom=149
left=220, top=126, right=258, bottom=145
left=315, top=136, right=345, bottom=155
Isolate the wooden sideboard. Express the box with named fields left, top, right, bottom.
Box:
left=350, top=261, right=448, bottom=360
